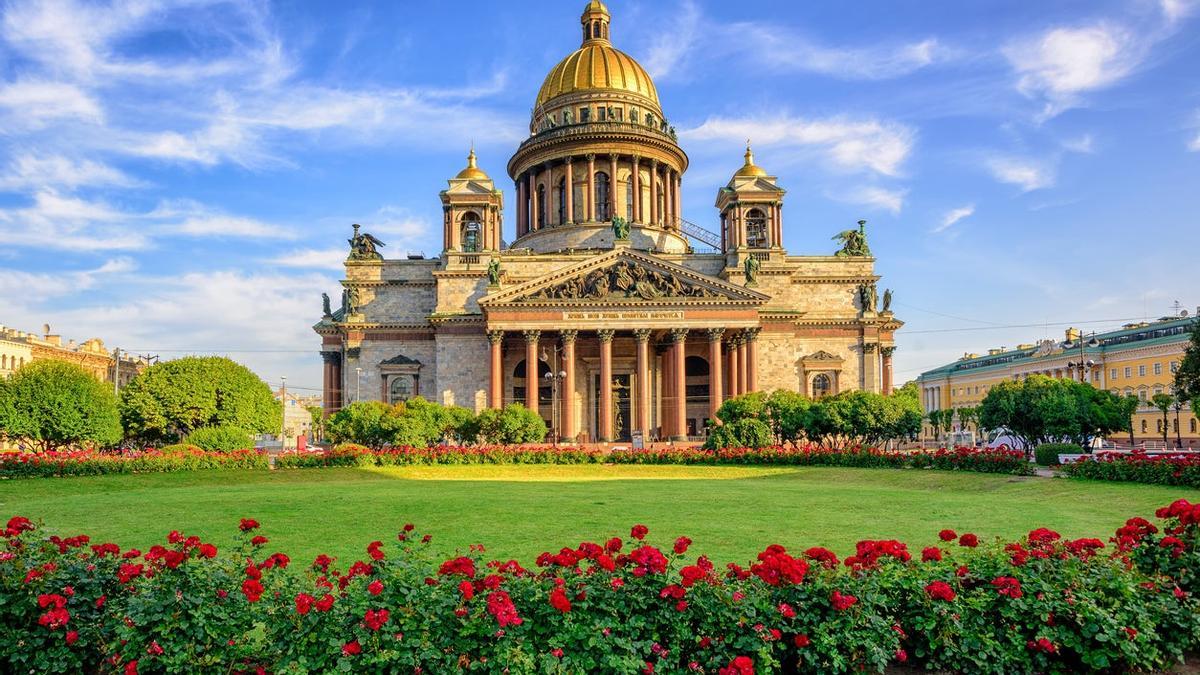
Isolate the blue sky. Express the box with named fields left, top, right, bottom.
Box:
left=1, top=0, right=1198, bottom=395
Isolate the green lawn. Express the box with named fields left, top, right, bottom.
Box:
left=1, top=465, right=1196, bottom=565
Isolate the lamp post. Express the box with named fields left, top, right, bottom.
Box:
left=355, top=367, right=363, bottom=403
left=541, top=346, right=567, bottom=445
left=1060, top=332, right=1101, bottom=383
left=280, top=376, right=288, bottom=451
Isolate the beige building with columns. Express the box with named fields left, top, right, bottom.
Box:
left=314, top=1, right=902, bottom=442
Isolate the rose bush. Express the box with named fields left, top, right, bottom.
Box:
left=611, top=445, right=1034, bottom=476
left=0, top=448, right=267, bottom=479
left=1062, top=451, right=1200, bottom=488
left=3, top=501, right=1198, bottom=673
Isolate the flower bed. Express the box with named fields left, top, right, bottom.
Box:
left=610, top=445, right=1035, bottom=476
left=1062, top=451, right=1200, bottom=488
left=273, top=444, right=606, bottom=469
left=0, top=448, right=267, bottom=479
left=4, top=500, right=1197, bottom=674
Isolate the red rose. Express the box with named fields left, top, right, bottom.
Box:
left=938, top=529, right=957, bottom=542
left=895, top=649, right=908, bottom=663
left=921, top=547, right=942, bottom=562
left=830, top=590, right=857, bottom=611
left=363, top=608, right=390, bottom=630
left=250, top=536, right=268, bottom=547
left=239, top=519, right=260, bottom=532
left=197, top=543, right=217, bottom=559
left=367, top=541, right=384, bottom=561
left=368, top=580, right=384, bottom=596
left=673, top=536, right=692, bottom=554
left=315, top=594, right=335, bottom=612
left=65, top=631, right=79, bottom=646
left=295, top=593, right=314, bottom=615
left=457, top=580, right=474, bottom=600
left=341, top=640, right=361, bottom=656
left=146, top=641, right=163, bottom=656
left=777, top=602, right=796, bottom=618
left=549, top=587, right=572, bottom=613
left=794, top=634, right=810, bottom=647
left=551, top=648, right=564, bottom=658
left=991, top=576, right=1023, bottom=599
left=241, top=578, right=264, bottom=603
left=718, top=655, right=754, bottom=675
left=958, top=533, right=978, bottom=548
left=125, top=660, right=139, bottom=675
left=925, top=581, right=956, bottom=602
left=631, top=524, right=649, bottom=541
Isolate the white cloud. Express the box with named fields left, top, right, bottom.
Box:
left=838, top=186, right=907, bottom=214
left=1190, top=131, right=1200, bottom=152
left=0, top=256, right=135, bottom=300
left=1160, top=0, right=1198, bottom=24
left=0, top=155, right=142, bottom=191
left=1062, top=134, right=1096, bottom=154
left=1005, top=24, right=1141, bottom=119
left=151, top=200, right=295, bottom=239
left=932, top=204, right=975, bottom=233
left=683, top=115, right=915, bottom=177
left=267, top=248, right=347, bottom=272
left=749, top=30, right=950, bottom=80
left=986, top=157, right=1056, bottom=191
left=643, top=0, right=702, bottom=78
left=0, top=80, right=103, bottom=127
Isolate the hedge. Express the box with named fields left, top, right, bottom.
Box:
left=1062, top=451, right=1200, bottom=488
left=273, top=444, right=606, bottom=469
left=2, top=499, right=1198, bottom=673
left=0, top=448, right=267, bottom=479
left=1034, top=443, right=1079, bottom=467
left=609, top=445, right=1035, bottom=476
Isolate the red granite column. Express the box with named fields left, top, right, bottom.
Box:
left=746, top=328, right=760, bottom=393
left=661, top=344, right=674, bottom=437
left=564, top=157, right=574, bottom=225
left=562, top=330, right=578, bottom=441
left=634, top=329, right=652, bottom=439
left=882, top=346, right=895, bottom=395
left=631, top=155, right=641, bottom=222
left=524, top=330, right=539, bottom=415
left=516, top=178, right=527, bottom=237
left=727, top=336, right=740, bottom=398
left=488, top=331, right=504, bottom=410
left=608, top=153, right=618, bottom=219
left=649, top=160, right=659, bottom=226
left=671, top=329, right=688, bottom=441
left=707, top=328, right=724, bottom=421
left=586, top=154, right=596, bottom=222
left=737, top=335, right=749, bottom=394
left=599, top=330, right=615, bottom=442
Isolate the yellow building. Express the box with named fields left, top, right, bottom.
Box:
left=918, top=316, right=1198, bottom=446
left=0, top=324, right=146, bottom=387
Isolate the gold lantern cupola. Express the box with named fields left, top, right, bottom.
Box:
left=734, top=142, right=768, bottom=179
left=455, top=146, right=490, bottom=181
left=581, top=1, right=611, bottom=44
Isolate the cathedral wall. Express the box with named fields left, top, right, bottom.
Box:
left=434, top=333, right=490, bottom=411
left=345, top=339, right=437, bottom=403
left=436, top=276, right=490, bottom=314
left=756, top=333, right=867, bottom=395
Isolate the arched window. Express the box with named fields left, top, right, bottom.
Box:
left=623, top=174, right=633, bottom=219
left=812, top=374, right=832, bottom=398
left=512, top=359, right=552, bottom=415
left=746, top=208, right=768, bottom=248
left=1141, top=419, right=1148, bottom=433
left=1, top=355, right=6, bottom=369
left=592, top=22, right=600, bottom=39
left=1191, top=418, right=1197, bottom=433
left=556, top=177, right=567, bottom=225
left=460, top=212, right=481, bottom=252
left=536, top=184, right=547, bottom=229
left=389, top=376, right=414, bottom=404
left=595, top=172, right=611, bottom=221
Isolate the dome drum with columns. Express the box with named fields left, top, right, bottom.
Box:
left=315, top=2, right=902, bottom=445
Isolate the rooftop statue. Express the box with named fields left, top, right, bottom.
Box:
left=487, top=258, right=502, bottom=286
left=882, top=288, right=893, bottom=313
left=321, top=293, right=332, bottom=318
left=611, top=216, right=630, bottom=240
left=348, top=224, right=386, bottom=261
left=744, top=255, right=760, bottom=285
left=833, top=220, right=871, bottom=257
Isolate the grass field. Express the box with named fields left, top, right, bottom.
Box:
left=2, top=465, right=1196, bottom=565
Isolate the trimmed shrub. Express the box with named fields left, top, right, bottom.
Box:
left=0, top=448, right=266, bottom=479
left=1062, top=451, right=1200, bottom=488
left=183, top=425, right=253, bottom=453
left=704, top=418, right=773, bottom=450
left=1034, top=443, right=1078, bottom=466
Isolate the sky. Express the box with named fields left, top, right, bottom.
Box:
left=1, top=0, right=1198, bottom=397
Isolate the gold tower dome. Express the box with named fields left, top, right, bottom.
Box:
left=455, top=147, right=489, bottom=180
left=734, top=143, right=768, bottom=178
left=534, top=1, right=659, bottom=109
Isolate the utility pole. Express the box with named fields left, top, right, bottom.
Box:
left=113, top=347, right=120, bottom=395
left=280, top=376, right=288, bottom=451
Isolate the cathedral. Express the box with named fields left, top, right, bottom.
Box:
left=315, top=1, right=902, bottom=443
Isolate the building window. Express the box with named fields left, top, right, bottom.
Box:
left=389, top=376, right=414, bottom=404
left=1154, top=386, right=1164, bottom=397
left=536, top=184, right=547, bottom=229
left=745, top=208, right=768, bottom=248
left=1191, top=419, right=1197, bottom=433
left=1111, top=368, right=1118, bottom=380
left=612, top=107, right=623, bottom=122
left=1124, top=367, right=1132, bottom=378
left=579, top=107, right=591, bottom=123
left=624, top=174, right=634, bottom=219
left=1139, top=365, right=1146, bottom=377
left=1141, top=419, right=1148, bottom=432
left=460, top=212, right=481, bottom=252
left=1124, top=387, right=1133, bottom=397
left=812, top=374, right=833, bottom=398
left=595, top=171, right=611, bottom=221
left=1138, top=389, right=1147, bottom=401
left=1171, top=361, right=1180, bottom=373
left=1154, top=362, right=1162, bottom=375
left=597, top=106, right=607, bottom=122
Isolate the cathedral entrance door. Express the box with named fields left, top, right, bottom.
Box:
left=592, top=373, right=632, bottom=442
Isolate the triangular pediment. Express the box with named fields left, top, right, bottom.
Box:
left=480, top=249, right=769, bottom=306
left=443, top=180, right=497, bottom=196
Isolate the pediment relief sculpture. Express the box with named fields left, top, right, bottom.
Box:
left=518, top=260, right=718, bottom=302
left=803, top=350, right=844, bottom=363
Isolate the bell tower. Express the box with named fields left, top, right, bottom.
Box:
left=440, top=148, right=504, bottom=253
left=715, top=143, right=786, bottom=255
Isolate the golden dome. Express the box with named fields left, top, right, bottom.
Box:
left=734, top=143, right=768, bottom=178
left=455, top=147, right=489, bottom=180
left=534, top=2, right=658, bottom=109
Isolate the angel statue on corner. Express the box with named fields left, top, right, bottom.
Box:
left=833, top=220, right=871, bottom=257
left=348, top=223, right=386, bottom=261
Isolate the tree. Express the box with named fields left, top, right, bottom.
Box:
left=1119, top=395, right=1140, bottom=447
left=462, top=404, right=547, bottom=445
left=1173, top=320, right=1200, bottom=403
left=1171, top=397, right=1186, bottom=449
left=1150, top=393, right=1173, bottom=446
left=119, top=357, right=281, bottom=445
left=956, top=406, right=981, bottom=436
left=0, top=361, right=122, bottom=452
left=326, top=401, right=403, bottom=447
left=764, top=390, right=811, bottom=446
left=306, top=406, right=325, bottom=442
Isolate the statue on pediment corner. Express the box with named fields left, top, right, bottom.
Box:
left=611, top=216, right=630, bottom=240
left=487, top=258, right=502, bottom=286
left=882, top=288, right=893, bottom=313
left=744, top=255, right=760, bottom=286
left=321, top=293, right=332, bottom=318
left=833, top=220, right=871, bottom=257
left=348, top=224, right=385, bottom=261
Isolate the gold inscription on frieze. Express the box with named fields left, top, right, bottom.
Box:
left=561, top=311, right=685, bottom=321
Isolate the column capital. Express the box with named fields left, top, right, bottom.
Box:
left=881, top=346, right=897, bottom=357
left=487, top=330, right=505, bottom=345
left=321, top=351, right=341, bottom=364
left=523, top=330, right=541, bottom=344
left=632, top=328, right=653, bottom=343
left=563, top=154, right=573, bottom=163
left=650, top=158, right=659, bottom=167
left=586, top=153, right=596, bottom=162
left=727, top=333, right=744, bottom=346
left=560, top=329, right=579, bottom=345
left=706, top=327, right=726, bottom=342
left=670, top=328, right=688, bottom=343
left=744, top=327, right=761, bottom=340
left=597, top=329, right=616, bottom=343
left=631, top=154, right=640, bottom=164
left=862, top=342, right=878, bottom=353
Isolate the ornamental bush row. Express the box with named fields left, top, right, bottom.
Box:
left=1062, top=451, right=1200, bottom=488
left=0, top=448, right=267, bottom=479
left=273, top=443, right=606, bottom=469
left=609, top=445, right=1036, bottom=476
left=2, top=500, right=1198, bottom=674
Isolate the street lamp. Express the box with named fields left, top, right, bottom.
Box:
left=1060, top=333, right=1101, bottom=383
left=355, top=367, right=363, bottom=402
left=280, top=375, right=288, bottom=451
left=543, top=368, right=568, bottom=445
